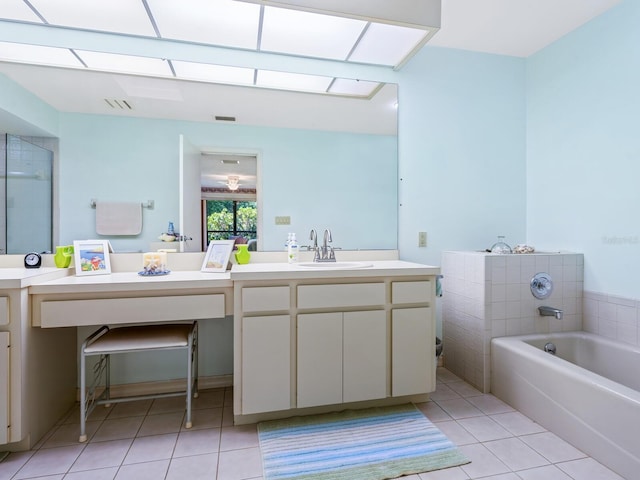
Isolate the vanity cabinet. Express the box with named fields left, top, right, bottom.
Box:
left=233, top=262, right=439, bottom=424
left=297, top=310, right=386, bottom=408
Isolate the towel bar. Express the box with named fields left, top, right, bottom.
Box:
left=90, top=199, right=154, bottom=209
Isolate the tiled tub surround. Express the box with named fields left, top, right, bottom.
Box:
left=441, top=251, right=584, bottom=392
left=583, top=291, right=640, bottom=346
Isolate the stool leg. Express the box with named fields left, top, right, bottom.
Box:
left=193, top=322, right=199, bottom=398
left=104, top=354, right=112, bottom=408
left=185, top=330, right=193, bottom=429
left=79, top=350, right=87, bottom=443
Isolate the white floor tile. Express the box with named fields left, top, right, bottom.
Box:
left=114, top=459, right=170, bottom=480
left=429, top=384, right=462, bottom=401
left=64, top=466, right=119, bottom=480
left=182, top=407, right=223, bottom=431
left=13, top=444, right=85, bottom=479
left=458, top=443, right=510, bottom=478
left=166, top=453, right=218, bottom=480
left=69, top=438, right=132, bottom=472
left=520, top=431, right=587, bottom=463
left=107, top=400, right=152, bottom=419
left=217, top=446, right=263, bottom=480
left=42, top=421, right=102, bottom=448
left=92, top=416, right=144, bottom=442
left=457, top=416, right=513, bottom=442
left=192, top=389, right=225, bottom=409
left=173, top=428, right=221, bottom=457
left=483, top=437, right=549, bottom=471
left=122, top=433, right=178, bottom=465
left=416, top=401, right=453, bottom=422
left=489, top=411, right=546, bottom=436
left=434, top=398, right=484, bottom=419
left=556, top=458, right=626, bottom=480
left=137, top=411, right=185, bottom=437
left=419, top=465, right=470, bottom=479
left=516, top=464, right=573, bottom=480
left=432, top=420, right=478, bottom=446
left=466, top=394, right=514, bottom=415
left=447, top=381, right=483, bottom=398
left=220, top=424, right=259, bottom=451
left=0, top=451, right=34, bottom=479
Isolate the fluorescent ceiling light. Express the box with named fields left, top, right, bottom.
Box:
left=256, top=70, right=332, bottom=93
left=146, top=0, right=260, bottom=49
left=329, top=78, right=379, bottom=97
left=75, top=50, right=173, bottom=78
left=27, top=0, right=156, bottom=37
left=260, top=6, right=366, bottom=60
left=0, top=42, right=83, bottom=68
left=0, top=0, right=44, bottom=23
left=349, top=23, right=428, bottom=66
left=173, top=61, right=254, bottom=86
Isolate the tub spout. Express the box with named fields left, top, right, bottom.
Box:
left=538, top=306, right=563, bottom=320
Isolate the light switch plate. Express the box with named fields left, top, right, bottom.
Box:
left=418, top=232, right=427, bottom=247
left=275, top=216, right=291, bottom=225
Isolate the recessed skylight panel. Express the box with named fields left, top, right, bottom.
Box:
left=147, top=0, right=260, bottom=50
left=329, top=78, right=379, bottom=97
left=27, top=0, right=156, bottom=37
left=349, top=23, right=428, bottom=67
left=0, top=0, right=44, bottom=23
left=173, top=61, right=254, bottom=86
left=0, top=42, right=83, bottom=68
left=256, top=70, right=332, bottom=94
left=75, top=50, right=173, bottom=78
left=261, top=6, right=366, bottom=60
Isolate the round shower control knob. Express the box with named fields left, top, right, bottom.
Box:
left=530, top=272, right=553, bottom=299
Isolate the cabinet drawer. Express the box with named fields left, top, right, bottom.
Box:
left=297, top=283, right=385, bottom=309
left=392, top=281, right=431, bottom=304
left=0, top=297, right=7, bottom=326
left=40, top=294, right=225, bottom=328
left=242, top=286, right=289, bottom=313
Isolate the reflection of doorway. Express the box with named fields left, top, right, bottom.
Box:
left=1, top=135, right=53, bottom=254
left=200, top=153, right=258, bottom=250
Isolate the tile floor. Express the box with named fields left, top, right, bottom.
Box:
left=0, top=368, right=626, bottom=480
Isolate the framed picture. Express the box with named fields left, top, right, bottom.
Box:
left=73, top=240, right=112, bottom=276
left=201, top=240, right=235, bottom=273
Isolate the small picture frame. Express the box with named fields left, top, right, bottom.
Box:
left=73, top=240, right=112, bottom=276
left=201, top=240, right=235, bottom=273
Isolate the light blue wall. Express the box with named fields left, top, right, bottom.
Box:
left=397, top=46, right=527, bottom=265
left=58, top=113, right=397, bottom=252
left=526, top=0, right=640, bottom=298
left=0, top=73, right=59, bottom=136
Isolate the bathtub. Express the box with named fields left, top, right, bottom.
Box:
left=491, top=332, right=640, bottom=479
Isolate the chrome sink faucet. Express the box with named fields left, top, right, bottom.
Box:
left=538, top=306, right=563, bottom=320
left=309, top=229, right=320, bottom=262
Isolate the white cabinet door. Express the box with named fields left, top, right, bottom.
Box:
left=0, top=332, right=8, bottom=444
left=297, top=313, right=342, bottom=408
left=392, top=307, right=435, bottom=396
left=242, top=315, right=291, bottom=414
left=343, top=311, right=387, bottom=403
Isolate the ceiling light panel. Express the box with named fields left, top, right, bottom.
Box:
left=173, top=61, right=254, bottom=86
left=0, top=42, right=83, bottom=68
left=256, top=70, right=332, bottom=93
left=0, top=0, right=44, bottom=23
left=260, top=6, right=366, bottom=60
left=329, top=78, right=379, bottom=97
left=75, top=50, right=173, bottom=78
left=349, top=23, right=428, bottom=67
left=27, top=0, right=156, bottom=37
left=146, top=0, right=260, bottom=49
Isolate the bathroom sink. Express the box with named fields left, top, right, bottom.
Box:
left=296, top=262, right=373, bottom=270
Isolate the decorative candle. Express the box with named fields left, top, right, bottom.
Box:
left=142, top=251, right=167, bottom=273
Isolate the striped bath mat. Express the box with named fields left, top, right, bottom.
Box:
left=258, top=404, right=469, bottom=480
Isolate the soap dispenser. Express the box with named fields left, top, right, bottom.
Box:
left=288, top=233, right=299, bottom=264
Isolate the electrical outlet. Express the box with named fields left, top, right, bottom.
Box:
left=275, top=216, right=291, bottom=225
left=418, top=231, right=427, bottom=247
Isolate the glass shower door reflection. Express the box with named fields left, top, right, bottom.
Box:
left=4, top=135, right=53, bottom=254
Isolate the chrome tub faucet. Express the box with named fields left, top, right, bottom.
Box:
left=538, top=306, right=563, bottom=320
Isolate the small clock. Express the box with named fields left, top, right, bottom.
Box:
left=24, top=252, right=42, bottom=269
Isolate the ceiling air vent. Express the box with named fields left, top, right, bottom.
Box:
left=214, top=115, right=236, bottom=122
left=104, top=99, right=133, bottom=110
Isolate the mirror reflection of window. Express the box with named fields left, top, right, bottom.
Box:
left=200, top=153, right=258, bottom=251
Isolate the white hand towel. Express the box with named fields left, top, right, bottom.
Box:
left=95, top=201, right=142, bottom=236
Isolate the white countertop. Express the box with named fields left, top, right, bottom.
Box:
left=0, top=268, right=71, bottom=289
left=29, top=270, right=232, bottom=294
left=230, top=260, right=440, bottom=281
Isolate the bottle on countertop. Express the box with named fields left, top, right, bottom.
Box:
left=288, top=233, right=299, bottom=264
left=285, top=233, right=292, bottom=251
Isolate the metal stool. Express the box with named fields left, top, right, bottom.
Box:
left=79, top=322, right=198, bottom=442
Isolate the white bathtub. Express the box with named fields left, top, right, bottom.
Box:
left=491, top=332, right=640, bottom=479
